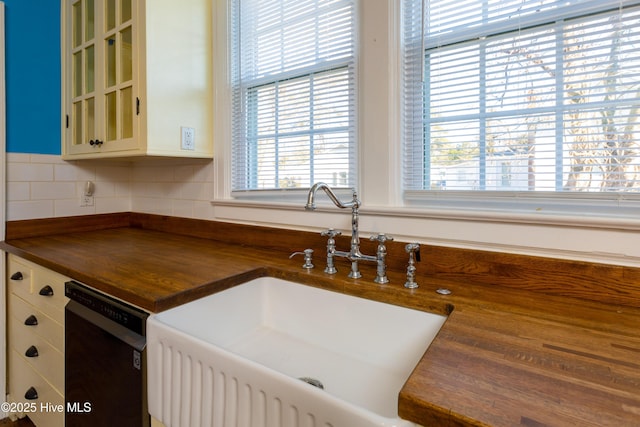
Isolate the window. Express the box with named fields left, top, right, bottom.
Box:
left=230, top=0, right=357, bottom=194
left=403, top=0, right=640, bottom=200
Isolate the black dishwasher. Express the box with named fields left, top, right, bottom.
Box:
left=65, top=281, right=150, bottom=427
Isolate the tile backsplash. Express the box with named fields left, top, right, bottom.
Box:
left=6, top=153, right=214, bottom=221
left=130, top=159, right=214, bottom=219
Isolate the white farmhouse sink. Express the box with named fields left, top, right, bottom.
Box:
left=147, top=277, right=446, bottom=427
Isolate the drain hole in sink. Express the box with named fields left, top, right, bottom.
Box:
left=299, top=377, right=324, bottom=390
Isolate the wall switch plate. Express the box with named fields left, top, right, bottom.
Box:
left=181, top=127, right=195, bottom=150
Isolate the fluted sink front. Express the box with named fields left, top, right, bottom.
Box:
left=147, top=277, right=447, bottom=427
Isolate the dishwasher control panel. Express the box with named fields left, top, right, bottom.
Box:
left=65, top=281, right=147, bottom=335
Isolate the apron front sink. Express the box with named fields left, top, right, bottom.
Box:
left=147, top=277, right=446, bottom=427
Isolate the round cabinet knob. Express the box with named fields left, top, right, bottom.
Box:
left=24, top=387, right=38, bottom=400
left=24, top=315, right=38, bottom=326
left=25, top=345, right=39, bottom=358
left=38, top=285, right=54, bottom=296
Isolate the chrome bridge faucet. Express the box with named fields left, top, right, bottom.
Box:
left=305, top=182, right=391, bottom=282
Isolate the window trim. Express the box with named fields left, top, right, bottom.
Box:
left=213, top=0, right=640, bottom=240
left=401, top=0, right=640, bottom=220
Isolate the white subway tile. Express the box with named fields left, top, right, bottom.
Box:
left=173, top=165, right=195, bottom=182
left=6, top=153, right=216, bottom=220
left=7, top=182, right=30, bottom=201
left=95, top=197, right=131, bottom=214
left=55, top=198, right=95, bottom=217
left=31, top=182, right=76, bottom=200
left=180, top=182, right=212, bottom=201
left=96, top=165, right=132, bottom=182
left=172, top=201, right=195, bottom=218
left=132, top=165, right=175, bottom=182
left=8, top=162, right=54, bottom=182
left=31, top=154, right=64, bottom=164
left=7, top=200, right=55, bottom=220
left=7, top=153, right=31, bottom=163
left=193, top=161, right=214, bottom=182
left=193, top=200, right=215, bottom=220
left=54, top=163, right=80, bottom=181
left=133, top=197, right=173, bottom=215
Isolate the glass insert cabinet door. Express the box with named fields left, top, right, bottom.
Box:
left=68, top=0, right=134, bottom=152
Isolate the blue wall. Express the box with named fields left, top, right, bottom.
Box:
left=5, top=0, right=61, bottom=154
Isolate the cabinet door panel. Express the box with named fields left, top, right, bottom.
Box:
left=121, top=0, right=131, bottom=23
left=87, top=97, right=96, bottom=141
left=85, top=44, right=95, bottom=93
left=106, top=90, right=116, bottom=141
left=105, top=35, right=116, bottom=88
left=106, top=0, right=116, bottom=31
left=68, top=0, right=101, bottom=154
left=72, top=1, right=82, bottom=48
left=85, top=0, right=95, bottom=40
left=72, top=101, right=83, bottom=145
left=121, top=86, right=133, bottom=138
left=72, top=51, right=82, bottom=97
left=121, top=26, right=132, bottom=82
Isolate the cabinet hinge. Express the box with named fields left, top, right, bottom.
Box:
left=136, top=97, right=140, bottom=115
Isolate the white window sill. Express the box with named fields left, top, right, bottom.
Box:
left=212, top=191, right=640, bottom=231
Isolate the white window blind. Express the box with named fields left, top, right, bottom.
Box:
left=403, top=0, right=640, bottom=196
left=231, top=0, right=357, bottom=194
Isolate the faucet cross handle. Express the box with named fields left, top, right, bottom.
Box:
left=405, top=243, right=421, bottom=261
left=321, top=228, right=342, bottom=238
left=370, top=233, right=394, bottom=244
left=320, top=229, right=341, bottom=275
left=370, top=233, right=393, bottom=285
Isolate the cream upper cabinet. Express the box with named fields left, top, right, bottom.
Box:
left=62, top=0, right=213, bottom=159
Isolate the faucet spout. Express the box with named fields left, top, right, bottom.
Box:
left=305, top=182, right=358, bottom=211
left=306, top=182, right=371, bottom=279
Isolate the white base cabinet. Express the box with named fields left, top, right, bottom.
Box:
left=6, top=254, right=68, bottom=427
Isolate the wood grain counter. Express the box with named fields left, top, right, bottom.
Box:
left=2, top=213, right=639, bottom=427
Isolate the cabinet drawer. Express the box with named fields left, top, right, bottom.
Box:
left=9, top=293, right=64, bottom=351
left=8, top=350, right=64, bottom=427
left=8, top=255, right=68, bottom=323
left=31, top=268, right=68, bottom=323
left=7, top=255, right=33, bottom=302
left=10, top=321, right=64, bottom=394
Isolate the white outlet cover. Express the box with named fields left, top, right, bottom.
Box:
left=181, top=127, right=196, bottom=150
left=80, top=195, right=94, bottom=207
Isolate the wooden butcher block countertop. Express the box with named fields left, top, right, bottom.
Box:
left=2, top=213, right=639, bottom=427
